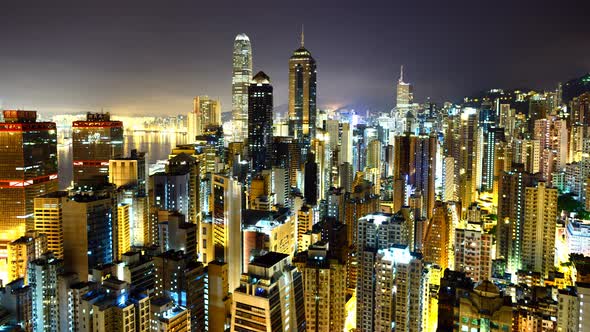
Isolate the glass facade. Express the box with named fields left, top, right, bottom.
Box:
left=231, top=33, right=252, bottom=144
left=0, top=111, right=58, bottom=254
left=72, top=114, right=123, bottom=187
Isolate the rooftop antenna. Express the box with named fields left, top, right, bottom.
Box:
left=399, top=65, right=404, bottom=83
left=301, top=24, right=304, bottom=47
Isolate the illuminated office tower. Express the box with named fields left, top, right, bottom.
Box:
left=454, top=222, right=492, bottom=282
left=211, top=174, right=243, bottom=291
left=154, top=250, right=206, bottom=332
left=188, top=96, right=221, bottom=140
left=293, top=242, right=346, bottom=332
left=0, top=110, right=57, bottom=256
left=393, top=132, right=437, bottom=218
left=497, top=164, right=537, bottom=272
left=72, top=112, right=123, bottom=187
left=248, top=71, right=273, bottom=172
left=230, top=252, right=306, bottom=332
left=522, top=182, right=558, bottom=279
left=232, top=33, right=252, bottom=144
left=116, top=203, right=131, bottom=261
left=395, top=67, right=414, bottom=132
left=423, top=201, right=458, bottom=271
left=63, top=190, right=114, bottom=282
left=7, top=231, right=46, bottom=284
left=34, top=191, right=67, bottom=259
left=206, top=261, right=231, bottom=332
left=29, top=252, right=62, bottom=332
left=288, top=30, right=317, bottom=155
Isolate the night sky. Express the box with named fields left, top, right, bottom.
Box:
left=1, top=0, right=589, bottom=116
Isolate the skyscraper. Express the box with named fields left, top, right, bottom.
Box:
left=211, top=174, right=243, bottom=291
left=230, top=252, right=306, bottom=332
left=393, top=132, right=437, bottom=219
left=0, top=110, right=58, bottom=258
left=29, top=252, right=62, bottom=332
left=396, top=65, right=414, bottom=115
left=522, top=182, right=558, bottom=279
left=288, top=29, right=317, bottom=155
left=72, top=112, right=123, bottom=188
left=231, top=33, right=253, bottom=144
left=247, top=71, right=273, bottom=172
left=188, top=96, right=221, bottom=141
left=293, top=241, right=346, bottom=332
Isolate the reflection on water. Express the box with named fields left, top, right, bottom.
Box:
left=58, top=132, right=188, bottom=189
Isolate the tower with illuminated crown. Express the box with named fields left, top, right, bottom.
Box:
left=288, top=27, right=317, bottom=158
left=231, top=33, right=253, bottom=144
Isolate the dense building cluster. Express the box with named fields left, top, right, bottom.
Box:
left=0, top=31, right=589, bottom=332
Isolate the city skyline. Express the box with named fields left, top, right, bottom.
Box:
left=0, top=0, right=589, bottom=115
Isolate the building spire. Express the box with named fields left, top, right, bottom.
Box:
left=399, top=65, right=404, bottom=83
left=301, top=24, right=305, bottom=47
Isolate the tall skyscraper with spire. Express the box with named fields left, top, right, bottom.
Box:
left=289, top=27, right=317, bottom=157
left=231, top=33, right=252, bottom=144
left=396, top=65, right=413, bottom=110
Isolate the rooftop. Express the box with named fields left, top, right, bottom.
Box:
left=251, top=252, right=289, bottom=268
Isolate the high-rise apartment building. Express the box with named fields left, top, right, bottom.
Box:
left=393, top=132, right=437, bottom=218
left=522, top=181, right=558, bottom=279
left=230, top=252, right=306, bottom=332
left=557, top=283, right=590, bottom=332
left=72, top=112, right=123, bottom=188
left=211, top=174, right=243, bottom=291
left=496, top=164, right=538, bottom=272
left=29, top=252, right=62, bottom=332
left=454, top=222, right=492, bottom=283
left=458, top=108, right=480, bottom=211
left=232, top=33, right=253, bottom=144
left=7, top=231, right=46, bottom=284
left=0, top=110, right=57, bottom=258
left=293, top=241, right=346, bottom=332
left=423, top=201, right=458, bottom=271
left=154, top=250, right=206, bottom=332
left=288, top=31, right=317, bottom=155
left=206, top=261, right=231, bottom=332
left=248, top=71, right=273, bottom=172
left=188, top=96, right=221, bottom=140
left=356, top=212, right=421, bottom=331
